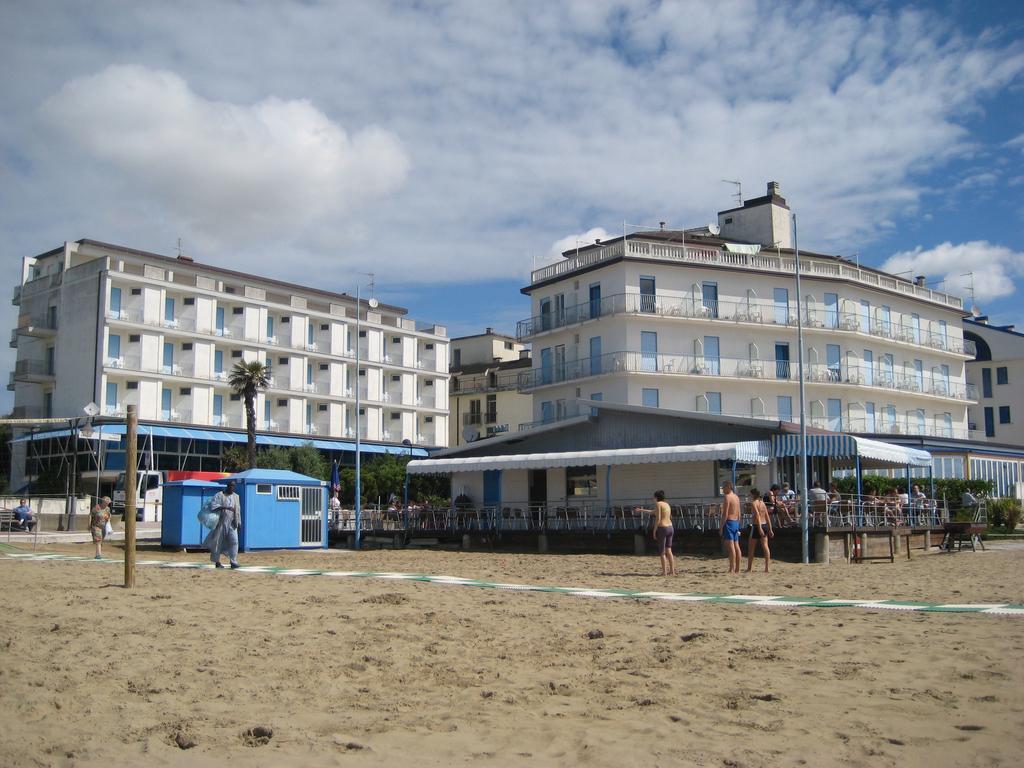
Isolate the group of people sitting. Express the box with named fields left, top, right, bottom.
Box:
left=757, top=481, right=841, bottom=527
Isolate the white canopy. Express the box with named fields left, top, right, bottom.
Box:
left=723, top=243, right=762, bottom=255
left=771, top=434, right=931, bottom=468
left=406, top=441, right=770, bottom=475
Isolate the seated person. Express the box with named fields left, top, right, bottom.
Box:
left=768, top=485, right=797, bottom=526
left=883, top=488, right=903, bottom=524
left=780, top=483, right=796, bottom=502
left=13, top=498, right=36, bottom=532
left=809, top=481, right=828, bottom=503
left=911, top=484, right=927, bottom=508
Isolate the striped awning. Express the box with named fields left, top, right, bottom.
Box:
left=407, top=441, right=771, bottom=475
left=771, top=434, right=931, bottom=468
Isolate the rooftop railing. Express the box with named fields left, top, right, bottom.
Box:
left=529, top=238, right=964, bottom=310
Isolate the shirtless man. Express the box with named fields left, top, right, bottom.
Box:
left=635, top=490, right=676, bottom=576
left=720, top=481, right=742, bottom=573
left=745, top=488, right=774, bottom=573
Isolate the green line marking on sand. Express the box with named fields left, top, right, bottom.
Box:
left=4, top=550, right=1022, bottom=617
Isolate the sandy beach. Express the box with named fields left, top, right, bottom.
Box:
left=1, top=541, right=1022, bottom=767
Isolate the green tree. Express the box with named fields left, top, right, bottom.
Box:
left=258, top=445, right=292, bottom=470
left=227, top=360, right=270, bottom=469
left=220, top=445, right=249, bottom=473
left=290, top=442, right=329, bottom=479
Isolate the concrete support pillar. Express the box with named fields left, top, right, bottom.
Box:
left=461, top=533, right=471, bottom=550
left=538, top=533, right=548, bottom=553
left=923, top=530, right=931, bottom=551
left=633, top=533, right=646, bottom=556
left=814, top=532, right=829, bottom=564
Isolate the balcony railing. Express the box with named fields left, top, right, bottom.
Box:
left=450, top=369, right=523, bottom=393
left=517, top=292, right=975, bottom=356
left=529, top=238, right=964, bottom=310
left=15, top=313, right=58, bottom=335
left=13, top=359, right=55, bottom=380
left=463, top=412, right=483, bottom=426
left=519, top=351, right=975, bottom=400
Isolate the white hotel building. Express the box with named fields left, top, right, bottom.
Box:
left=517, top=183, right=976, bottom=449
left=9, top=239, right=448, bottom=489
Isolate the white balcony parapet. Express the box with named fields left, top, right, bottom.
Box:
left=529, top=239, right=964, bottom=311
left=105, top=356, right=125, bottom=369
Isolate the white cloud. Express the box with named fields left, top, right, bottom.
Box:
left=0, top=1, right=1021, bottom=287
left=881, top=241, right=1024, bottom=303
left=954, top=172, right=998, bottom=190
left=37, top=65, right=409, bottom=244
left=547, top=228, right=612, bottom=261
left=1006, top=132, right=1024, bottom=150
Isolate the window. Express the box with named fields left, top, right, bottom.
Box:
left=775, top=343, right=790, bottom=379
left=179, top=388, right=191, bottom=396
left=425, top=416, right=434, bottom=423
left=130, top=288, right=142, bottom=296
left=390, top=412, right=402, bottom=420
left=702, top=282, right=719, bottom=318
left=105, top=384, right=119, bottom=410
left=164, top=298, right=175, bottom=323
left=997, top=367, right=1008, bottom=385
left=864, top=402, right=876, bottom=432
left=392, top=336, right=401, bottom=344
left=425, top=343, right=434, bottom=350
left=319, top=363, right=329, bottom=371
left=321, top=324, right=330, bottom=331
left=277, top=399, right=288, bottom=407
left=127, top=381, right=139, bottom=390
left=706, top=392, right=722, bottom=414
left=704, top=336, right=720, bottom=375
left=639, top=276, right=656, bottom=313
left=318, top=403, right=328, bottom=412
left=774, top=288, right=790, bottom=325
left=826, top=344, right=841, bottom=381
left=358, top=330, right=367, bottom=338
left=233, top=307, right=243, bottom=315
left=859, top=300, right=870, bottom=333
left=452, top=349, right=461, bottom=368
left=281, top=316, right=290, bottom=324
left=642, top=388, right=659, bottom=408
left=129, top=334, right=140, bottom=343
left=827, top=398, right=842, bottom=430
left=278, top=357, right=288, bottom=365
left=982, top=368, right=992, bottom=398
left=392, top=374, right=401, bottom=382
left=108, top=334, right=121, bottom=359
left=485, top=394, right=497, bottom=423
left=640, top=331, right=657, bottom=372
left=182, top=342, right=193, bottom=351
left=566, top=465, right=597, bottom=499
left=824, top=293, right=838, bottom=329
left=540, top=401, right=554, bottom=423
left=425, top=380, right=433, bottom=387
left=724, top=216, right=733, bottom=224
left=184, top=297, right=195, bottom=306
left=589, top=336, right=602, bottom=376
left=278, top=485, right=301, bottom=500
left=230, top=393, right=241, bottom=401
left=505, top=341, right=514, bottom=350
left=358, top=369, right=366, bottom=377
left=999, top=406, right=1011, bottom=424
left=256, top=484, right=273, bottom=495
left=777, top=396, right=792, bottom=422
left=984, top=407, right=995, bottom=437
left=231, top=350, right=242, bottom=358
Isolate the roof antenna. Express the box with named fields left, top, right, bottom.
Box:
left=960, top=271, right=975, bottom=313
left=721, top=179, right=742, bottom=206
left=176, top=237, right=183, bottom=258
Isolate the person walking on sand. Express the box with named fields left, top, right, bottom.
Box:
left=720, top=481, right=742, bottom=573
left=89, top=496, right=111, bottom=559
left=635, top=490, right=676, bottom=576
left=745, top=489, right=774, bottom=573
left=205, top=480, right=242, bottom=569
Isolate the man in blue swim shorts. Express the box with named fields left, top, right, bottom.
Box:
left=720, top=480, right=742, bottom=573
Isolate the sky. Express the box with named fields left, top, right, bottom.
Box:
left=1, top=0, right=1023, bottom=411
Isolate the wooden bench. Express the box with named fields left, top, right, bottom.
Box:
left=1, top=508, right=40, bottom=545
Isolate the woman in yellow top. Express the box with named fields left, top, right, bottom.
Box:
left=89, top=496, right=111, bottom=560
left=635, top=490, right=676, bottom=576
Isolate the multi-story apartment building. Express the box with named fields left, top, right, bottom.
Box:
left=9, top=239, right=449, bottom=489
left=964, top=317, right=1024, bottom=445
left=448, top=329, right=532, bottom=447
left=516, top=182, right=975, bottom=447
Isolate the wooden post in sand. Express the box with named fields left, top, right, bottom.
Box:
left=124, top=405, right=137, bottom=589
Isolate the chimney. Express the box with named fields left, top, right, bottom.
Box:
left=595, top=238, right=602, bottom=244
left=767, top=181, right=781, bottom=197
left=914, top=275, right=926, bottom=287
left=659, top=221, right=666, bottom=231
left=485, top=327, right=493, bottom=334
left=176, top=254, right=194, bottom=263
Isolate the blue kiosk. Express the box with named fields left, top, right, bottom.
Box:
left=224, top=469, right=328, bottom=551
left=161, top=480, right=225, bottom=548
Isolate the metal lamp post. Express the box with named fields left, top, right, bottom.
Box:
left=353, top=277, right=377, bottom=550
left=793, top=214, right=810, bottom=564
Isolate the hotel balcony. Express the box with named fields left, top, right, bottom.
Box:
left=517, top=292, right=975, bottom=357
left=450, top=369, right=522, bottom=394
left=520, top=350, right=976, bottom=401
left=13, top=358, right=55, bottom=383
left=14, top=312, right=58, bottom=338
left=528, top=238, right=964, bottom=310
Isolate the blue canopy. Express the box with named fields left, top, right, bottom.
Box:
left=11, top=423, right=428, bottom=456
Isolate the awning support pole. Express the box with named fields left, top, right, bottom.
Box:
left=605, top=465, right=612, bottom=531
left=906, top=464, right=912, bottom=501
left=855, top=454, right=863, bottom=527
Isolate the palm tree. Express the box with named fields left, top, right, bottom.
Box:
left=228, top=360, right=270, bottom=469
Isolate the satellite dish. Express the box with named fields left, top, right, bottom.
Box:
left=707, top=223, right=721, bottom=236
left=367, top=298, right=379, bottom=309
left=83, top=402, right=100, bottom=417
left=463, top=425, right=480, bottom=443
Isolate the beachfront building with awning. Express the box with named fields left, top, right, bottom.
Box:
left=515, top=181, right=975, bottom=471
left=7, top=239, right=448, bottom=494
